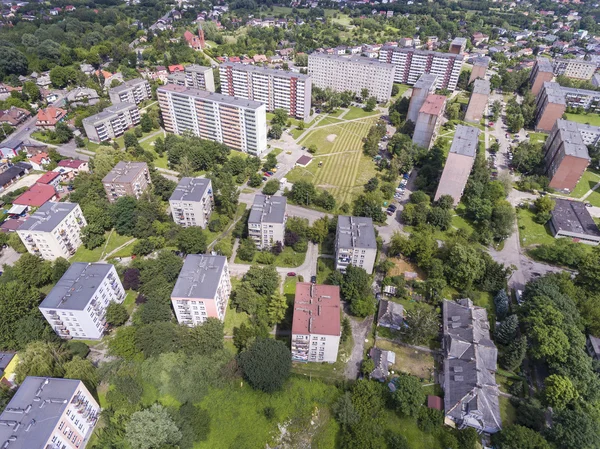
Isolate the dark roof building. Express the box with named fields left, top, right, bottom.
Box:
left=377, top=300, right=405, bottom=330
left=549, top=198, right=600, bottom=245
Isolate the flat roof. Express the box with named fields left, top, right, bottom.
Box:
left=310, top=52, right=396, bottom=68
left=561, top=85, right=600, bottom=98
left=18, top=202, right=78, bottom=233
left=336, top=215, right=376, bottom=249
left=220, top=62, right=311, bottom=80
left=542, top=82, right=566, bottom=105
left=12, top=183, right=55, bottom=207
left=555, top=57, right=596, bottom=66
left=102, top=161, right=147, bottom=184
left=380, top=45, right=465, bottom=60
left=171, top=254, right=227, bottom=299
left=82, top=102, right=137, bottom=126
left=472, top=56, right=490, bottom=67
left=472, top=79, right=491, bottom=95
left=554, top=119, right=591, bottom=159
left=169, top=177, right=211, bottom=202
left=451, top=125, right=480, bottom=157
left=536, top=56, right=554, bottom=73
left=551, top=198, right=600, bottom=238
left=185, top=64, right=212, bottom=74
left=0, top=352, right=15, bottom=372
left=292, top=283, right=341, bottom=336
left=451, top=37, right=467, bottom=45
left=419, top=94, right=446, bottom=116
left=109, top=77, right=147, bottom=94
left=249, top=194, right=287, bottom=224
left=413, top=73, right=438, bottom=89
left=158, top=84, right=265, bottom=110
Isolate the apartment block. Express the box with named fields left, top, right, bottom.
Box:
left=166, top=64, right=215, bottom=92
left=378, top=46, right=464, bottom=91
left=248, top=194, right=287, bottom=249
left=108, top=78, right=151, bottom=105
left=449, top=37, right=467, bottom=55
left=17, top=202, right=87, bottom=260
left=308, top=53, right=395, bottom=102
left=434, top=125, right=480, bottom=205
left=561, top=86, right=600, bottom=113
left=0, top=377, right=100, bottom=449
left=220, top=63, right=312, bottom=121
left=544, top=119, right=590, bottom=192
left=169, top=177, right=213, bottom=228
left=102, top=161, right=151, bottom=202
left=469, top=56, right=489, bottom=84
left=335, top=215, right=377, bottom=274
left=554, top=58, right=597, bottom=80
left=530, top=57, right=555, bottom=96
left=157, top=84, right=267, bottom=156
left=291, top=283, right=341, bottom=363
left=171, top=254, right=231, bottom=326
left=407, top=73, right=438, bottom=123
left=573, top=121, right=600, bottom=146
left=465, top=79, right=490, bottom=123
left=534, top=82, right=566, bottom=132
left=39, top=263, right=125, bottom=340
left=413, top=94, right=446, bottom=149
left=82, top=102, right=140, bottom=143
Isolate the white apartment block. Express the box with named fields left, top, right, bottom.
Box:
left=39, top=263, right=125, bottom=340
left=82, top=102, right=140, bottom=143
left=248, top=194, right=287, bottom=249
left=108, top=78, right=152, bottom=105
left=308, top=53, right=395, bottom=102
left=335, top=215, right=377, bottom=274
left=0, top=377, right=100, bottom=449
left=157, top=84, right=267, bottom=156
left=17, top=202, right=87, bottom=261
left=553, top=58, right=597, bottom=80
left=220, top=63, right=312, bottom=121
left=171, top=255, right=231, bottom=326
left=166, top=64, right=216, bottom=92
left=378, top=46, right=464, bottom=91
left=291, top=283, right=341, bottom=363
left=169, top=177, right=213, bottom=228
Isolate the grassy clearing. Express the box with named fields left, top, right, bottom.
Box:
left=383, top=411, right=443, bottom=449
left=223, top=307, right=249, bottom=336
left=567, top=169, right=600, bottom=198
left=71, top=231, right=133, bottom=262
left=235, top=246, right=306, bottom=267
left=564, top=112, right=600, bottom=127
left=316, top=257, right=335, bottom=284
left=122, top=290, right=137, bottom=314
left=343, top=106, right=381, bottom=121
left=499, top=396, right=517, bottom=426
left=374, top=340, right=436, bottom=381
left=516, top=207, right=555, bottom=247
left=139, top=133, right=169, bottom=169
left=269, top=147, right=283, bottom=157
left=392, top=84, right=411, bottom=100
left=529, top=132, right=548, bottom=144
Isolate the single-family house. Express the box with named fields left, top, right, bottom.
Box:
left=36, top=107, right=67, bottom=130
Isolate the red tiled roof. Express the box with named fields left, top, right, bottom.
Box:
left=57, top=159, right=86, bottom=169
left=292, top=283, right=341, bottom=336
left=168, top=64, right=185, bottom=73
left=29, top=152, right=49, bottom=165
left=95, top=69, right=113, bottom=79
left=427, top=395, right=443, bottom=410
left=37, top=171, right=60, bottom=184
left=36, top=107, right=67, bottom=125
left=419, top=94, right=446, bottom=116
left=13, top=183, right=56, bottom=207
left=0, top=218, right=25, bottom=232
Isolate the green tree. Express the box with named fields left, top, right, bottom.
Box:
left=271, top=108, right=288, bottom=126
left=15, top=341, right=70, bottom=383
left=390, top=373, right=426, bottom=417
left=491, top=201, right=515, bottom=240
left=493, top=425, right=551, bottom=449
left=496, top=314, right=519, bottom=345
left=176, top=227, right=207, bottom=254
left=361, top=88, right=369, bottom=101
left=262, top=179, right=280, bottom=195
left=64, top=356, right=98, bottom=390
left=140, top=114, right=154, bottom=133
left=184, top=317, right=224, bottom=355
left=238, top=338, right=291, bottom=393
left=248, top=173, right=263, bottom=187
left=548, top=406, right=600, bottom=449
left=51, top=257, right=70, bottom=283
left=543, top=374, right=579, bottom=410
left=237, top=238, right=257, bottom=261
left=534, top=196, right=556, bottom=224
left=364, top=96, right=377, bottom=112
left=14, top=253, right=52, bottom=287
left=112, top=196, right=138, bottom=235
left=494, top=290, right=510, bottom=320
left=81, top=223, right=106, bottom=249
left=126, top=404, right=182, bottom=449
left=268, top=124, right=283, bottom=140
left=105, top=302, right=129, bottom=327
left=403, top=303, right=439, bottom=345
left=108, top=326, right=138, bottom=359
left=0, top=281, right=41, bottom=349
left=289, top=180, right=317, bottom=205
left=500, top=336, right=527, bottom=371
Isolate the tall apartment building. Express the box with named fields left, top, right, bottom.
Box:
left=413, top=94, right=446, bottom=149
left=561, top=86, right=600, bottom=113
left=335, top=215, right=377, bottom=274
left=108, top=78, right=151, bottom=105
left=39, top=263, right=125, bottom=340
left=248, top=194, right=287, bottom=249
left=449, top=37, right=467, bottom=55
left=220, top=63, right=312, bottom=121
left=573, top=121, right=600, bottom=146
left=169, top=177, right=213, bottom=228
left=82, top=102, right=140, bottom=143
left=166, top=64, right=215, bottom=92
left=434, top=125, right=480, bottom=205
left=530, top=57, right=555, bottom=96
left=378, top=46, right=464, bottom=91
left=544, top=119, right=590, bottom=192
left=291, top=283, right=341, bottom=363
left=157, top=84, right=267, bottom=156
left=171, top=254, right=231, bottom=326
left=308, top=53, right=395, bottom=102
left=554, top=58, right=597, bottom=80
left=407, top=73, right=438, bottom=123
left=17, top=202, right=87, bottom=260
left=465, top=79, right=490, bottom=123
left=102, top=161, right=151, bottom=203
left=469, top=56, right=489, bottom=84
left=0, top=377, right=100, bottom=449
left=534, top=82, right=566, bottom=132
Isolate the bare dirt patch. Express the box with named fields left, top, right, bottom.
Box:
left=376, top=340, right=436, bottom=381
left=389, top=257, right=427, bottom=280
left=326, top=134, right=337, bottom=142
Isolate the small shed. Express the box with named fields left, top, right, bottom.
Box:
left=296, top=155, right=313, bottom=167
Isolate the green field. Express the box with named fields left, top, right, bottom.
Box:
left=71, top=231, right=134, bottom=262
left=516, top=207, right=555, bottom=247
left=567, top=169, right=600, bottom=198
left=235, top=246, right=306, bottom=267
left=528, top=132, right=548, bottom=144
left=564, top=112, right=600, bottom=127
left=343, top=106, right=381, bottom=121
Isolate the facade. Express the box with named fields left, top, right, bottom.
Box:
left=308, top=53, right=395, bottom=102
left=157, top=84, right=267, bottom=156
left=530, top=57, right=555, bottom=96
left=554, top=58, right=597, bottom=80
left=169, top=177, right=213, bottom=228
left=220, top=63, right=312, bottom=121
left=543, top=119, right=590, bottom=192
left=102, top=161, right=151, bottom=202
left=171, top=254, right=231, bottom=326
left=549, top=198, right=600, bottom=245
left=561, top=86, right=600, bottom=113
left=434, top=125, right=480, bottom=205
left=573, top=121, right=600, bottom=146
left=335, top=215, right=377, bottom=274
left=464, top=79, right=490, bottom=123
left=378, top=46, right=464, bottom=91
left=407, top=73, right=438, bottom=123
left=82, top=103, right=140, bottom=143
left=40, top=263, right=125, bottom=340
left=469, top=57, right=489, bottom=84
left=442, top=299, right=502, bottom=434
left=108, top=78, right=151, bottom=105
left=449, top=37, right=467, bottom=55
left=248, top=194, right=287, bottom=249
left=413, top=94, right=446, bottom=149
left=291, top=283, right=341, bottom=363
left=534, top=82, right=566, bottom=132
left=17, top=202, right=86, bottom=260
left=167, top=64, right=215, bottom=92
left=0, top=377, right=99, bottom=449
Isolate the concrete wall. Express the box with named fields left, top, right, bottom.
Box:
left=413, top=112, right=439, bottom=149
left=548, top=154, right=589, bottom=192
left=535, top=102, right=566, bottom=132
left=465, top=92, right=488, bottom=122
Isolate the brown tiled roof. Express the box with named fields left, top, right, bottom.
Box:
left=292, top=283, right=341, bottom=336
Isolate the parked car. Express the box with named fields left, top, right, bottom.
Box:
left=287, top=272, right=296, bottom=277
left=310, top=275, right=317, bottom=283
left=488, top=121, right=494, bottom=126
left=264, top=172, right=271, bottom=177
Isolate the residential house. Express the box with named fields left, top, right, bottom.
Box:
left=36, top=107, right=67, bottom=130
left=370, top=347, right=396, bottom=381
left=65, top=87, right=100, bottom=107
left=13, top=183, right=57, bottom=208
left=28, top=152, right=50, bottom=171
left=377, top=300, right=405, bottom=330
left=0, top=106, right=30, bottom=126
left=0, top=352, right=17, bottom=387
left=248, top=194, right=287, bottom=249
left=36, top=171, right=61, bottom=190
left=335, top=215, right=377, bottom=274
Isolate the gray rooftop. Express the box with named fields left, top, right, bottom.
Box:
left=249, top=194, right=287, bottom=224
left=589, top=335, right=600, bottom=356
left=555, top=57, right=596, bottom=67
left=310, top=53, right=396, bottom=68
left=377, top=300, right=404, bottom=329
left=472, top=79, right=490, bottom=95
left=158, top=84, right=266, bottom=110
left=82, top=102, right=137, bottom=126
left=0, top=377, right=88, bottom=449
left=170, top=177, right=212, bottom=202
left=380, top=45, right=465, bottom=60
left=40, top=263, right=114, bottom=311
left=18, top=202, right=78, bottom=233
left=551, top=198, right=600, bottom=238
left=450, top=125, right=480, bottom=157
left=561, top=85, right=600, bottom=99
left=171, top=254, right=227, bottom=299
left=536, top=56, right=554, bottom=73
left=102, top=161, right=148, bottom=184
left=451, top=37, right=467, bottom=45
left=221, top=62, right=311, bottom=80
left=0, top=352, right=15, bottom=373
left=336, top=215, right=377, bottom=250
left=185, top=64, right=212, bottom=74
left=108, top=77, right=147, bottom=94
left=472, top=56, right=490, bottom=67
left=413, top=73, right=438, bottom=89
left=553, top=119, right=591, bottom=159
left=542, top=82, right=566, bottom=105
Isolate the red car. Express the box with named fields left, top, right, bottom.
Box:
left=488, top=121, right=494, bottom=126
left=264, top=172, right=271, bottom=177
left=287, top=272, right=296, bottom=277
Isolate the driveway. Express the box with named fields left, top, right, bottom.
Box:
left=344, top=313, right=373, bottom=379
left=0, top=247, right=21, bottom=268
left=1, top=173, right=44, bottom=195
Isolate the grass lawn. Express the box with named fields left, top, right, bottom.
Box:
left=383, top=411, right=443, bottom=449
left=269, top=147, right=283, bottom=157
left=586, top=188, right=600, bottom=207
left=31, top=131, right=61, bottom=145
left=316, top=257, right=335, bottom=284
left=71, top=231, right=134, bottom=262
left=375, top=339, right=436, bottom=381
left=499, top=396, right=517, bottom=426
left=122, top=290, right=137, bottom=314
left=83, top=139, right=103, bottom=152
left=565, top=169, right=600, bottom=198
left=235, top=246, right=306, bottom=267
left=343, top=106, right=381, bottom=121
left=529, top=132, right=548, bottom=144
left=516, top=207, right=555, bottom=247
left=391, top=84, right=411, bottom=102
left=223, top=307, right=249, bottom=336
left=283, top=276, right=298, bottom=300
left=328, top=109, right=345, bottom=118
left=139, top=133, right=169, bottom=169
left=564, top=112, right=600, bottom=127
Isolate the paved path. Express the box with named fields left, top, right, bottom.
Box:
left=101, top=237, right=136, bottom=262
left=344, top=314, right=373, bottom=379
left=0, top=247, right=21, bottom=268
